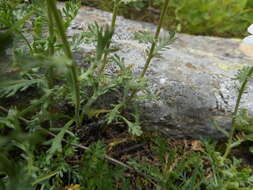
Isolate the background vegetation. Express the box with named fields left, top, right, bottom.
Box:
left=84, top=0, right=253, bottom=38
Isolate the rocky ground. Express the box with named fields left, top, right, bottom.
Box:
left=66, top=5, right=253, bottom=138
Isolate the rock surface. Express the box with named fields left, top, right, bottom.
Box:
left=69, top=6, right=253, bottom=138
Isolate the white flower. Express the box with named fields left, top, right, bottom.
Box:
left=242, top=24, right=253, bottom=45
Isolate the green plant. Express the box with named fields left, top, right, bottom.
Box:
left=211, top=26, right=253, bottom=160
left=166, top=0, right=252, bottom=37
left=46, top=0, right=81, bottom=127
left=79, top=141, right=129, bottom=190
left=0, top=108, right=57, bottom=189
left=0, top=0, right=175, bottom=138
left=0, top=0, right=176, bottom=188
left=128, top=137, right=206, bottom=190
left=85, top=0, right=253, bottom=38
left=212, top=65, right=253, bottom=161
left=202, top=140, right=253, bottom=190
left=128, top=138, right=253, bottom=190
left=104, top=0, right=175, bottom=131
left=222, top=66, right=253, bottom=159
left=1, top=0, right=253, bottom=189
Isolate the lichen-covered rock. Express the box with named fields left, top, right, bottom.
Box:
left=69, top=6, right=253, bottom=138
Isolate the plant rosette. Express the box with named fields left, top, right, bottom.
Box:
left=240, top=24, right=253, bottom=57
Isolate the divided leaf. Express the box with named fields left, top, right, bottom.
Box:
left=46, top=120, right=74, bottom=161
left=0, top=79, right=44, bottom=98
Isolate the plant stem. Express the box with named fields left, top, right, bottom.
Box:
left=140, top=0, right=169, bottom=78
left=46, top=0, right=55, bottom=128
left=126, top=0, right=170, bottom=103
left=97, top=0, right=118, bottom=74
left=47, top=0, right=55, bottom=57
left=223, top=67, right=253, bottom=159
left=80, top=94, right=97, bottom=123
left=80, top=1, right=120, bottom=122
left=47, top=0, right=80, bottom=127
left=18, top=31, right=33, bottom=54
left=0, top=104, right=158, bottom=186
left=111, top=0, right=118, bottom=30
left=47, top=0, right=72, bottom=59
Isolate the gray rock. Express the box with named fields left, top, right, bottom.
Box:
left=69, top=6, right=253, bottom=138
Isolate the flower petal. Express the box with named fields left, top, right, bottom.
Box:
left=239, top=43, right=253, bottom=57
left=242, top=35, right=253, bottom=45
left=248, top=24, right=253, bottom=34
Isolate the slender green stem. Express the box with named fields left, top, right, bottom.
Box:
left=126, top=0, right=170, bottom=103
left=79, top=62, right=100, bottom=123
left=223, top=67, right=253, bottom=159
left=18, top=31, right=33, bottom=54
left=46, top=0, right=55, bottom=88
left=47, top=0, right=55, bottom=57
left=80, top=94, right=97, bottom=123
left=97, top=0, right=118, bottom=74
left=47, top=0, right=80, bottom=127
left=46, top=0, right=55, bottom=128
left=111, top=0, right=118, bottom=31
left=47, top=0, right=72, bottom=58
left=80, top=1, right=120, bottom=122
left=98, top=37, right=111, bottom=74
left=140, top=0, right=170, bottom=78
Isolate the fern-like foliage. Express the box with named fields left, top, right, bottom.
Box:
left=0, top=79, right=44, bottom=98
left=0, top=0, right=15, bottom=29
left=134, top=30, right=155, bottom=43
left=234, top=66, right=253, bottom=84
left=62, top=0, right=81, bottom=29
left=153, top=31, right=176, bottom=56
left=94, top=22, right=114, bottom=61
left=80, top=141, right=127, bottom=190
left=134, top=30, right=176, bottom=58
left=128, top=137, right=206, bottom=190
left=46, top=119, right=74, bottom=161
left=0, top=108, right=20, bottom=129
left=203, top=141, right=253, bottom=190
